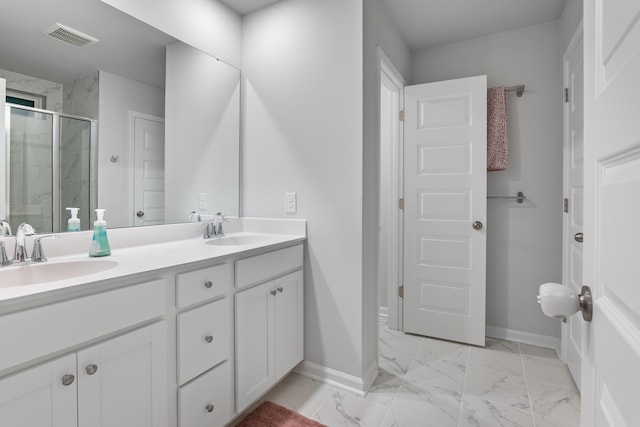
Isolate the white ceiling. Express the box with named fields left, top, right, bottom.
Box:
left=1, top=0, right=567, bottom=87
left=219, top=0, right=282, bottom=16
left=381, top=0, right=567, bottom=51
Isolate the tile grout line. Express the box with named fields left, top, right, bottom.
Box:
left=455, top=343, right=472, bottom=427
left=519, top=342, right=538, bottom=427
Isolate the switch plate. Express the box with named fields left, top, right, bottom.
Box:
left=199, top=193, right=208, bottom=210
left=285, top=192, right=297, bottom=214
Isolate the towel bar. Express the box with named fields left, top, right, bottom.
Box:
left=487, top=191, right=526, bottom=204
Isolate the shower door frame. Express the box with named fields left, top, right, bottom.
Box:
left=3, top=103, right=97, bottom=233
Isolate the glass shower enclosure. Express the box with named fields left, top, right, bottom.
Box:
left=3, top=104, right=95, bottom=233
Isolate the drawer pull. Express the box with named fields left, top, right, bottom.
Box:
left=85, top=364, right=98, bottom=375
left=204, top=281, right=213, bottom=289
left=277, top=287, right=284, bottom=293
left=205, top=335, right=213, bottom=343
left=206, top=403, right=215, bottom=413
left=61, top=374, right=75, bottom=386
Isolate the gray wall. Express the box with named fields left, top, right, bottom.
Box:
left=242, top=0, right=366, bottom=380
left=412, top=20, right=564, bottom=343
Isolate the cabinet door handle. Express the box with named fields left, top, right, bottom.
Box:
left=277, top=287, right=284, bottom=293
left=204, top=281, right=213, bottom=289
left=85, top=364, right=98, bottom=375
left=270, top=290, right=277, bottom=296
left=61, top=374, right=75, bottom=386
left=206, top=403, right=215, bottom=413
left=205, top=335, right=213, bottom=343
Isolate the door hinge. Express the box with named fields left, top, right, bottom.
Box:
left=399, top=110, right=405, bottom=122
left=399, top=198, right=404, bottom=210
left=564, top=198, right=569, bottom=213
left=398, top=285, right=404, bottom=298
left=564, top=88, right=570, bottom=103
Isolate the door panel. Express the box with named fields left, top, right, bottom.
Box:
left=133, top=116, right=165, bottom=226
left=403, top=76, right=487, bottom=346
left=583, top=0, right=640, bottom=424
left=274, top=270, right=304, bottom=379
left=562, top=27, right=584, bottom=390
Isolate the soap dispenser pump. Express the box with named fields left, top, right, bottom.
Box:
left=66, top=207, right=81, bottom=232
left=89, top=209, right=111, bottom=257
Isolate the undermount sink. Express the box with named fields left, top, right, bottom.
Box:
left=0, top=260, right=119, bottom=287
left=205, top=234, right=279, bottom=247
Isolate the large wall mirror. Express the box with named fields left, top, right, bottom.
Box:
left=0, top=0, right=240, bottom=233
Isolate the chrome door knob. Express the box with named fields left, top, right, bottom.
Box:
left=574, top=233, right=583, bottom=243
left=472, top=221, right=483, bottom=230
left=277, top=287, right=284, bottom=293
left=136, top=211, right=145, bottom=218
left=205, top=335, right=213, bottom=343
left=204, top=281, right=213, bottom=289
left=206, top=403, right=214, bottom=413
left=270, top=290, right=277, bottom=296
left=85, top=364, right=98, bottom=375
left=61, top=374, right=75, bottom=386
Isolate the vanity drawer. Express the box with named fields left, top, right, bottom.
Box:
left=176, top=263, right=232, bottom=309
left=0, top=279, right=166, bottom=374
left=177, top=297, right=231, bottom=385
left=235, top=244, right=303, bottom=290
left=178, top=361, right=233, bottom=427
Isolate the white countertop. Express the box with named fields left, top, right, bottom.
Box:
left=0, top=218, right=306, bottom=308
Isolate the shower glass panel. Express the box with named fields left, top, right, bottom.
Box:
left=5, top=105, right=93, bottom=233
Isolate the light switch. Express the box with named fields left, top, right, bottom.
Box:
left=199, top=193, right=208, bottom=210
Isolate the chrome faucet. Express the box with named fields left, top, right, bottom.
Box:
left=31, top=235, right=59, bottom=262
left=14, top=223, right=36, bottom=263
left=212, top=212, right=229, bottom=237
left=0, top=220, right=11, bottom=237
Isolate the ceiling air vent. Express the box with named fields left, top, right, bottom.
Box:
left=42, top=23, right=99, bottom=48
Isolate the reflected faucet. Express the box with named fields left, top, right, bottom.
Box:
left=0, top=220, right=11, bottom=237
left=14, top=223, right=36, bottom=263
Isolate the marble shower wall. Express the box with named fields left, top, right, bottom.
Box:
left=0, top=69, right=63, bottom=112
left=60, top=71, right=98, bottom=230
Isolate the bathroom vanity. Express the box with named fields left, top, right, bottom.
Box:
left=0, top=218, right=305, bottom=427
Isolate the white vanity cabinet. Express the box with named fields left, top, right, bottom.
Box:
left=235, top=245, right=304, bottom=412
left=0, top=279, right=168, bottom=427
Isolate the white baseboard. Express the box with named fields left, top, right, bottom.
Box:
left=486, top=325, right=561, bottom=356
left=294, top=360, right=379, bottom=396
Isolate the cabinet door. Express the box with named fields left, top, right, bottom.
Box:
left=274, top=270, right=304, bottom=380
left=235, top=281, right=275, bottom=412
left=0, top=353, right=77, bottom=427
left=77, top=322, right=168, bottom=427
left=179, top=361, right=233, bottom=427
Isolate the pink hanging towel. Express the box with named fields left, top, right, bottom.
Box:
left=487, top=86, right=508, bottom=171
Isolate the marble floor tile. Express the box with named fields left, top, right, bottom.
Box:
left=528, top=380, right=581, bottom=425
left=522, top=356, right=576, bottom=387
left=258, top=372, right=335, bottom=418
left=520, top=344, right=558, bottom=359
left=468, top=347, right=524, bottom=377
left=459, top=396, right=534, bottom=427
left=464, top=365, right=530, bottom=410
left=381, top=409, right=441, bottom=427
left=379, top=331, right=422, bottom=377
left=391, top=380, right=462, bottom=427
left=313, top=390, right=389, bottom=427
left=365, top=368, right=404, bottom=408
left=485, top=337, right=521, bottom=354
left=533, top=413, right=579, bottom=427
left=405, top=345, right=467, bottom=392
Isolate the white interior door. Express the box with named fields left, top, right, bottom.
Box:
left=403, top=76, right=487, bottom=346
left=562, top=24, right=584, bottom=391
left=133, top=114, right=165, bottom=226
left=582, top=0, right=640, bottom=425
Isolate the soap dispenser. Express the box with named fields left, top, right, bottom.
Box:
left=89, top=209, right=111, bottom=257
left=66, top=207, right=81, bottom=232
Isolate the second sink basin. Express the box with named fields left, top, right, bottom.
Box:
left=0, top=260, right=119, bottom=288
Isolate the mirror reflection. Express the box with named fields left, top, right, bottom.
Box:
left=0, top=0, right=240, bottom=233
